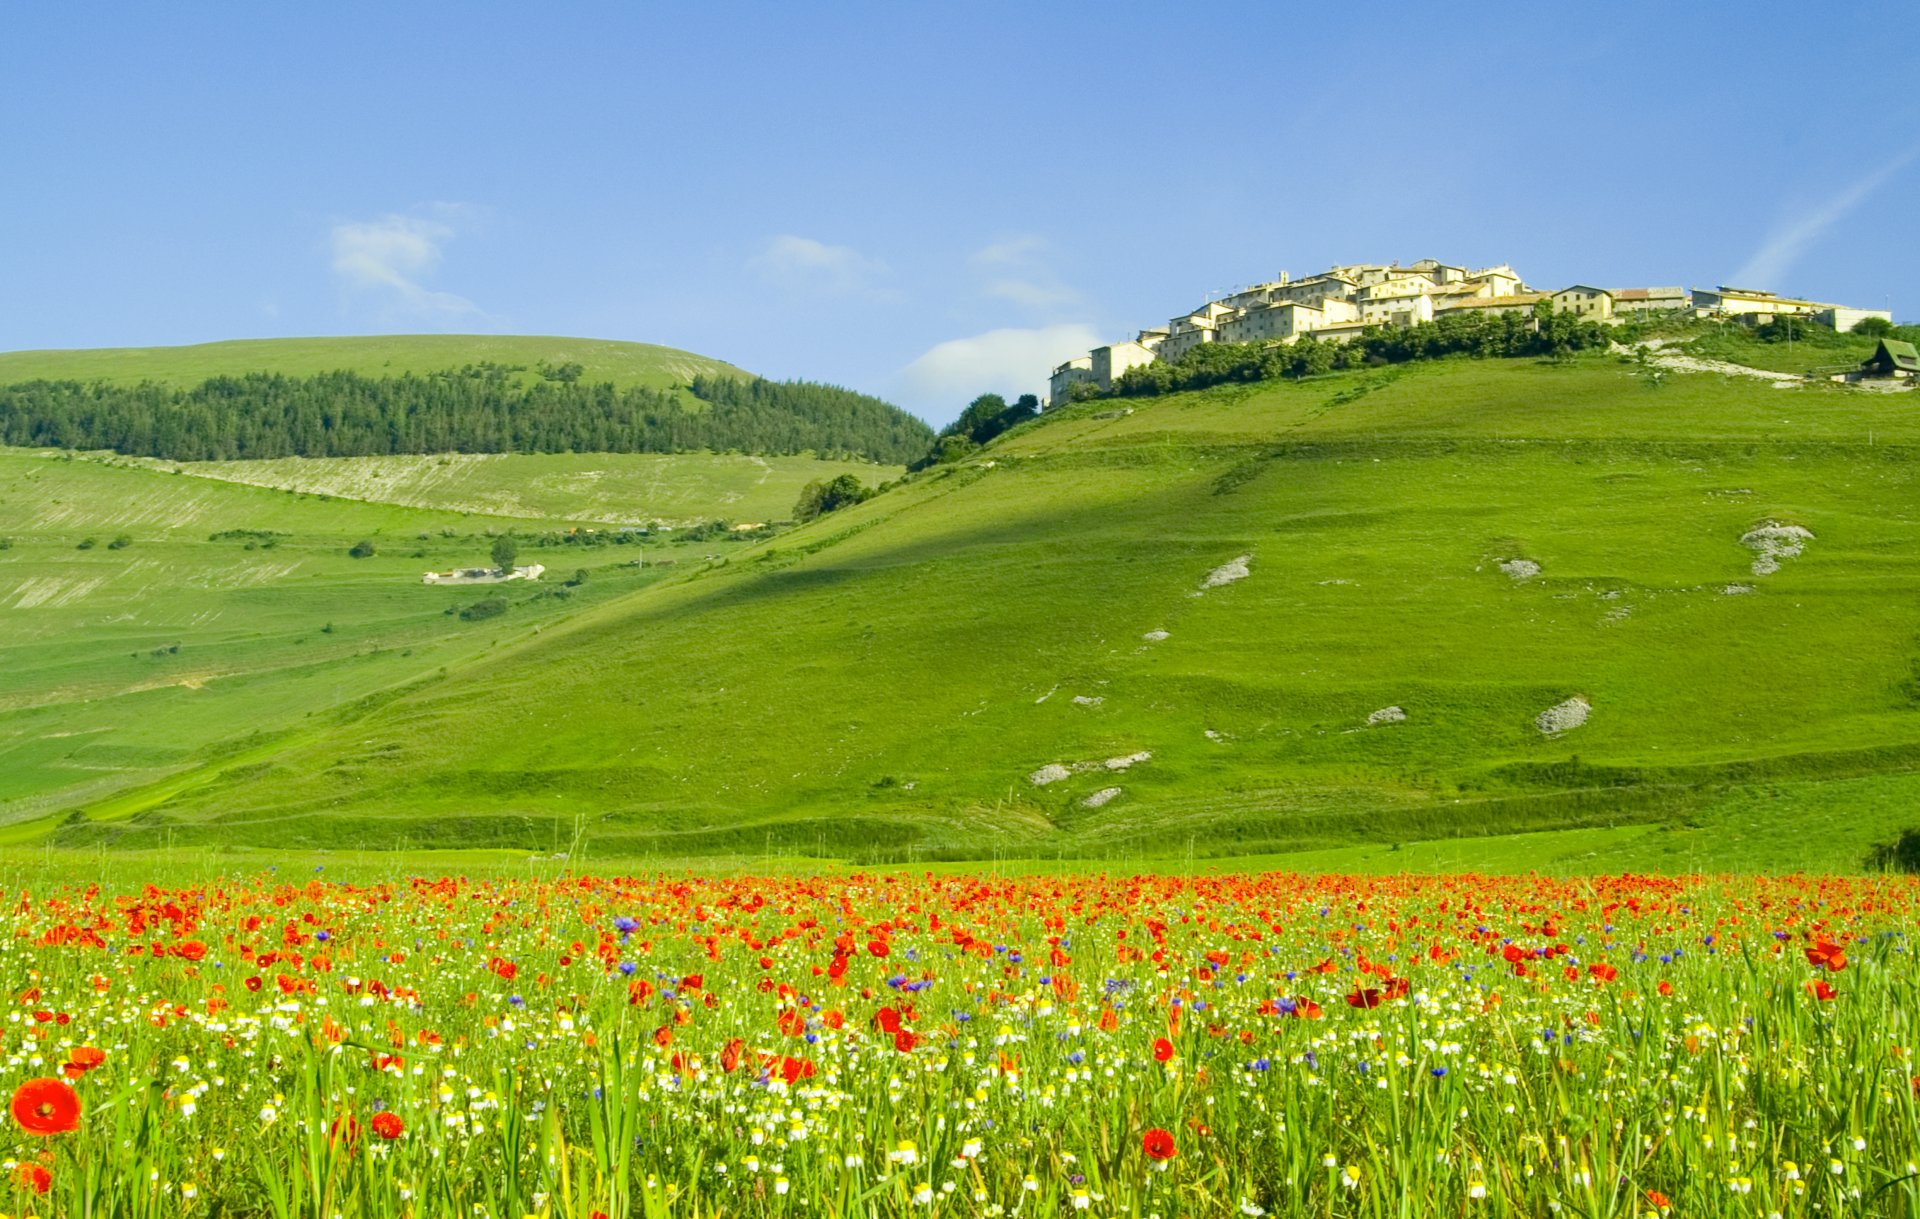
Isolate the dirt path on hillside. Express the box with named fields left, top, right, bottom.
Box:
left=1617, top=339, right=1804, bottom=384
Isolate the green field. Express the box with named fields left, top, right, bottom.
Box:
left=136, top=450, right=897, bottom=526
left=24, top=352, right=1913, bottom=870
left=0, top=333, right=747, bottom=389
left=0, top=446, right=899, bottom=827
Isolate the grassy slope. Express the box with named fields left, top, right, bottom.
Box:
left=59, top=354, right=1919, bottom=869
left=138, top=451, right=900, bottom=527
left=0, top=446, right=891, bottom=826
left=0, top=334, right=747, bottom=390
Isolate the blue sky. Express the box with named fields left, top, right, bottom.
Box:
left=4, top=2, right=1916, bottom=425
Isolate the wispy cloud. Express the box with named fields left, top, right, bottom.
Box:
left=331, top=205, right=488, bottom=322
left=749, top=235, right=890, bottom=296
left=895, top=323, right=1102, bottom=421
left=1731, top=145, right=1920, bottom=288
left=969, top=235, right=1078, bottom=312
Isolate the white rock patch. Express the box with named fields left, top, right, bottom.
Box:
left=1142, top=629, right=1169, bottom=642
left=1740, top=522, right=1813, bottom=576
left=1366, top=706, right=1407, bottom=726
left=1722, top=583, right=1754, bottom=596
left=1498, top=558, right=1541, bottom=581
left=1535, top=697, right=1591, bottom=736
left=1104, top=751, right=1152, bottom=771
left=1081, top=787, right=1123, bottom=809
left=1071, top=695, right=1104, bottom=707
left=1201, top=555, right=1252, bottom=590
left=1028, top=763, right=1071, bottom=786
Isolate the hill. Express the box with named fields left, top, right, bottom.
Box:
left=25, top=354, right=1920, bottom=872
left=0, top=446, right=901, bottom=826
left=0, top=334, right=746, bottom=390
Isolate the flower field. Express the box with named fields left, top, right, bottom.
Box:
left=2, top=869, right=1917, bottom=1218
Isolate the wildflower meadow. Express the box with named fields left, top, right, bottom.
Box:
left=2, top=868, right=1917, bottom=1217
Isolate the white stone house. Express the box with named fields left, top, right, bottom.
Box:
left=1048, top=355, right=1096, bottom=406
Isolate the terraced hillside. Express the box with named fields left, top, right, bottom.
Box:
left=48, top=354, right=1920, bottom=870
left=0, top=447, right=901, bottom=827
left=0, top=334, right=745, bottom=389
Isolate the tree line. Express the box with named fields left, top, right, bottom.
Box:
left=0, top=366, right=933, bottom=464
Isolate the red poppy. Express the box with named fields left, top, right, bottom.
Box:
left=1806, top=979, right=1838, bottom=1002
left=328, top=1114, right=360, bottom=1147
left=721, top=1038, right=745, bottom=1073
left=894, top=1029, right=918, bottom=1053
left=1645, top=1189, right=1670, bottom=1210
left=868, top=939, right=890, bottom=958
left=1152, top=1036, right=1175, bottom=1062
left=1345, top=987, right=1382, bottom=1010
left=778, top=1055, right=815, bottom=1084
left=10, top=1078, right=81, bottom=1136
left=61, top=1046, right=107, bottom=1080
left=875, top=1006, right=903, bottom=1034
left=1588, top=963, right=1618, bottom=983
left=371, top=1111, right=404, bottom=1140
left=1142, top=1127, right=1178, bottom=1161
left=1656, top=980, right=1674, bottom=997
left=13, top=1162, right=51, bottom=1194
left=1805, top=940, right=1847, bottom=972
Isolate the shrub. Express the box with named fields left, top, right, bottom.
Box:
left=76, top=537, right=97, bottom=550
left=1852, top=316, right=1894, bottom=337
left=459, top=598, right=507, bottom=621
left=108, top=534, right=132, bottom=550
left=348, top=539, right=377, bottom=559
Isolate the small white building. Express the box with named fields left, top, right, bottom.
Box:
left=422, top=563, right=545, bottom=586
left=1048, top=355, right=1096, bottom=406
left=1091, top=339, right=1159, bottom=389
left=1815, top=305, right=1894, bottom=333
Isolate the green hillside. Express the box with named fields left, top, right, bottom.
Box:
left=0, top=447, right=900, bottom=826
left=0, top=334, right=745, bottom=390
left=38, top=353, right=1920, bottom=871
left=146, top=451, right=895, bottom=526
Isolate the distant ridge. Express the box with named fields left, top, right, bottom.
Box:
left=0, top=334, right=750, bottom=390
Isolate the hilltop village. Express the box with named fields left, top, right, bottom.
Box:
left=1049, top=259, right=1895, bottom=402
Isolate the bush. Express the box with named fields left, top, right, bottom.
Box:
left=76, top=537, right=97, bottom=550
left=793, top=474, right=875, bottom=521
left=348, top=539, right=377, bottom=559
left=108, top=534, right=132, bottom=550
left=459, top=598, right=507, bottom=621
left=1853, top=316, right=1895, bottom=337
left=1867, top=829, right=1920, bottom=873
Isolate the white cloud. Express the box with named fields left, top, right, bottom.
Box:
left=895, top=323, right=1102, bottom=419
left=330, top=207, right=486, bottom=322
left=1731, top=145, right=1920, bottom=288
left=969, top=235, right=1078, bottom=312
left=750, top=235, right=889, bottom=295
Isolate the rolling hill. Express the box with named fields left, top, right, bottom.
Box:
left=0, top=446, right=903, bottom=826
left=36, top=353, right=1920, bottom=872
left=0, top=334, right=746, bottom=389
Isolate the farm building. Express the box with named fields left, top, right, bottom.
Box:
left=1839, top=339, right=1919, bottom=382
